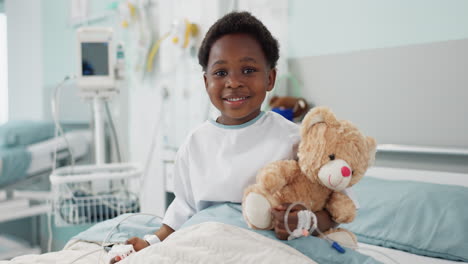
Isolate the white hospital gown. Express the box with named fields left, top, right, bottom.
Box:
left=163, top=111, right=357, bottom=230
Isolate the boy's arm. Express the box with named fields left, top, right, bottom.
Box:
left=126, top=224, right=175, bottom=251
left=127, top=145, right=192, bottom=252
left=155, top=224, right=175, bottom=241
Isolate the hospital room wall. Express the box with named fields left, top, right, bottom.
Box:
left=6, top=0, right=129, bottom=161
left=5, top=0, right=44, bottom=121
left=5, top=0, right=114, bottom=123
left=287, top=0, right=468, bottom=173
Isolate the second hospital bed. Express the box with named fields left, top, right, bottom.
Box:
left=0, top=124, right=92, bottom=260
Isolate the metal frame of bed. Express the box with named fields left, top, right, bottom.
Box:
left=0, top=129, right=92, bottom=259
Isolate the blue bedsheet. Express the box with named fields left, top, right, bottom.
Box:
left=0, top=147, right=32, bottom=187
left=74, top=204, right=380, bottom=264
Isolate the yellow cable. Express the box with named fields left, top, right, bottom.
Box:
left=183, top=20, right=199, bottom=49
left=183, top=19, right=191, bottom=49
left=146, top=32, right=170, bottom=72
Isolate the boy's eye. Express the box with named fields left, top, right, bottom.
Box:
left=243, top=68, right=256, bottom=74
left=214, top=70, right=227, bottom=77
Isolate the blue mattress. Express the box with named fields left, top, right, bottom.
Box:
left=0, top=120, right=56, bottom=187
left=0, top=121, right=55, bottom=148
left=0, top=146, right=32, bottom=187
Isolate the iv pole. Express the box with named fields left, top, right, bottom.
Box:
left=94, top=96, right=106, bottom=165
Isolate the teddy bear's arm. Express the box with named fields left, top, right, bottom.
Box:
left=325, top=191, right=356, bottom=224
left=257, top=160, right=300, bottom=194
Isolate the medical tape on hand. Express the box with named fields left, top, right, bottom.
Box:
left=283, top=202, right=348, bottom=254
left=284, top=202, right=317, bottom=240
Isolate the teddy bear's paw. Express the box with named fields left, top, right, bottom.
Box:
left=321, top=228, right=358, bottom=249
left=243, top=192, right=272, bottom=229
left=333, top=213, right=355, bottom=224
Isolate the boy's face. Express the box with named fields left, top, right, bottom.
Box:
left=204, top=33, right=276, bottom=125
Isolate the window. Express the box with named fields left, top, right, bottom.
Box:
left=0, top=13, right=7, bottom=124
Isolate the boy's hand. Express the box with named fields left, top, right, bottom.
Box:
left=126, top=237, right=149, bottom=252
left=271, top=204, right=338, bottom=240
left=271, top=203, right=307, bottom=240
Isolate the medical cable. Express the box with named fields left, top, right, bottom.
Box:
left=51, top=75, right=77, bottom=171
left=284, top=202, right=346, bottom=253
left=146, top=31, right=171, bottom=72
left=104, top=101, right=122, bottom=163
left=141, top=91, right=166, bottom=188
left=67, top=212, right=162, bottom=264
left=98, top=213, right=163, bottom=264
left=283, top=202, right=399, bottom=264
left=49, top=75, right=77, bottom=253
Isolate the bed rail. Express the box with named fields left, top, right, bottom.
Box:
left=377, top=144, right=468, bottom=156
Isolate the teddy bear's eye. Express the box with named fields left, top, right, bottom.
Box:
left=328, top=154, right=335, bottom=160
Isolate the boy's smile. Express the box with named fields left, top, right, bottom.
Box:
left=204, top=33, right=276, bottom=126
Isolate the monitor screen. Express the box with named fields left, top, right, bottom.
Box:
left=81, top=42, right=109, bottom=76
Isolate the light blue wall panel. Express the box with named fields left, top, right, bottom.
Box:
left=289, top=0, right=468, bottom=58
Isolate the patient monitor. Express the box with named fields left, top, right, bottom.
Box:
left=77, top=27, right=116, bottom=94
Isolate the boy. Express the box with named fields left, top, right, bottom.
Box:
left=127, top=11, right=341, bottom=251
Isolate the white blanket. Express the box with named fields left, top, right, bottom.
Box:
left=121, top=222, right=316, bottom=264
left=2, top=222, right=316, bottom=264
left=1, top=240, right=104, bottom=264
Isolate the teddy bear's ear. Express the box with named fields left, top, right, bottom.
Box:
left=301, top=106, right=340, bottom=136
left=366, top=136, right=377, bottom=167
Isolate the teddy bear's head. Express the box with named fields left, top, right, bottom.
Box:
left=297, top=107, right=377, bottom=191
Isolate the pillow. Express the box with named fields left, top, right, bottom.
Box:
left=342, top=177, right=468, bottom=262
left=0, top=121, right=55, bottom=148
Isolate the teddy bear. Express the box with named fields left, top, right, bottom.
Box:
left=269, top=95, right=310, bottom=122
left=242, top=106, right=376, bottom=246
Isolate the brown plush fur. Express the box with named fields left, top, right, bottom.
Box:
left=321, top=227, right=358, bottom=246
left=242, top=107, right=377, bottom=238
left=269, top=96, right=310, bottom=119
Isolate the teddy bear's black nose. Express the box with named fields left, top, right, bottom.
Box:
left=329, top=154, right=335, bottom=160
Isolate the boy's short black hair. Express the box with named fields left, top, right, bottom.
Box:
left=198, top=11, right=279, bottom=71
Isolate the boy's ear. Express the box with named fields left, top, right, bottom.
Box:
left=203, top=73, right=208, bottom=90
left=267, top=68, right=277, bottom=92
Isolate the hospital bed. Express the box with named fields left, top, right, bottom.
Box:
left=1, top=163, right=466, bottom=264
left=0, top=123, right=92, bottom=260
left=0, top=129, right=92, bottom=220
left=1, top=130, right=90, bottom=180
